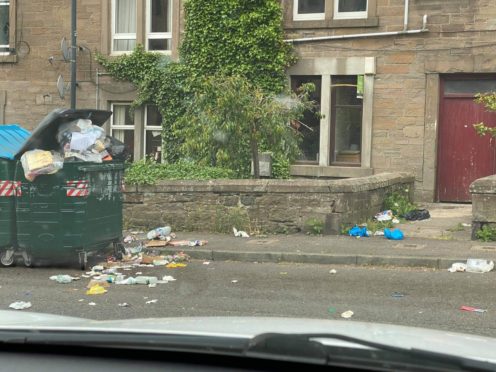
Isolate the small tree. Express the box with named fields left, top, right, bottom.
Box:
left=473, top=92, right=496, bottom=137
left=174, top=75, right=315, bottom=178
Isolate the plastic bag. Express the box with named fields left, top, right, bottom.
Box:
left=384, top=228, right=404, bottom=240
left=20, top=150, right=63, bottom=181
left=104, top=136, right=130, bottom=161
left=348, top=225, right=370, bottom=237
left=404, top=209, right=431, bottom=221
left=466, top=259, right=494, bottom=273
left=375, top=210, right=393, bottom=222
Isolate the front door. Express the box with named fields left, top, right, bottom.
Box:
left=437, top=76, right=496, bottom=202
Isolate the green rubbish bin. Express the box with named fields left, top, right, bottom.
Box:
left=0, top=125, right=31, bottom=266
left=13, top=109, right=127, bottom=269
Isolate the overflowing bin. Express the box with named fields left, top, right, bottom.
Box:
left=0, top=125, right=30, bottom=266
left=3, top=109, right=127, bottom=269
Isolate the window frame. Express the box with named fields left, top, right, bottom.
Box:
left=146, top=0, right=173, bottom=54
left=143, top=105, right=163, bottom=161
left=110, top=103, right=135, bottom=133
left=293, top=0, right=326, bottom=21
left=111, top=0, right=137, bottom=55
left=333, top=0, right=368, bottom=20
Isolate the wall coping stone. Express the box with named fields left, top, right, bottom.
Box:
left=126, top=172, right=414, bottom=194
left=470, top=175, right=496, bottom=194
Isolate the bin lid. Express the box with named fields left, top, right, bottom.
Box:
left=0, top=124, right=31, bottom=160
left=14, top=108, right=112, bottom=159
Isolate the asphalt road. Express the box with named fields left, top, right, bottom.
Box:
left=0, top=260, right=495, bottom=338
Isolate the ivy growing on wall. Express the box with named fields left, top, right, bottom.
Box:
left=96, top=0, right=300, bottom=174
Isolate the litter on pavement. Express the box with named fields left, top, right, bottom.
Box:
left=329, top=269, right=337, bottom=275
left=9, top=301, right=32, bottom=310
left=448, top=263, right=467, bottom=273
left=404, top=209, right=430, bottom=221
left=118, top=303, right=130, bottom=307
left=146, top=299, right=158, bottom=304
left=348, top=225, right=370, bottom=238
left=88, top=302, right=96, bottom=306
left=384, top=228, right=404, bottom=240
left=233, top=227, right=250, bottom=238
left=341, top=310, right=354, bottom=319
left=375, top=210, right=393, bottom=222
left=391, top=292, right=405, bottom=298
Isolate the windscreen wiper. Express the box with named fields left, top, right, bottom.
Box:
left=245, top=333, right=496, bottom=371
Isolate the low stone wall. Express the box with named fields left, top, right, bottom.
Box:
left=123, top=172, right=415, bottom=234
left=470, top=175, right=496, bottom=239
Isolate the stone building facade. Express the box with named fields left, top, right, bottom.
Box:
left=1, top=0, right=495, bottom=202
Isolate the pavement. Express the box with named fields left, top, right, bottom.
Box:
left=127, top=203, right=496, bottom=270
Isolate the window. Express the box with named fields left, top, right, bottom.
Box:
left=146, top=0, right=172, bottom=52
left=334, top=0, right=368, bottom=20
left=331, top=76, right=363, bottom=166
left=144, top=105, right=163, bottom=162
left=111, top=0, right=137, bottom=53
left=110, top=104, right=135, bottom=162
left=291, top=76, right=322, bottom=163
left=293, top=0, right=325, bottom=21
left=0, top=0, right=10, bottom=54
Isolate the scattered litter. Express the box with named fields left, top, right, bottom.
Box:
left=462, top=223, right=471, bottom=227
left=153, top=260, right=169, bottom=266
left=392, top=218, right=400, bottom=224
left=404, top=209, right=430, bottom=221
left=125, top=245, right=143, bottom=254
left=203, top=261, right=211, bottom=265
left=162, top=276, right=176, bottom=282
left=86, top=284, right=107, bottom=295
left=136, top=272, right=142, bottom=275
left=146, top=299, right=158, bottom=304
left=329, top=269, right=337, bottom=275
left=231, top=280, right=238, bottom=283
left=92, top=265, right=104, bottom=272
left=341, top=310, right=354, bottom=319
left=188, top=240, right=208, bottom=246
left=460, top=306, right=487, bottom=313
left=148, top=283, right=157, bottom=288
left=123, top=235, right=135, bottom=244
left=448, top=263, right=467, bottom=273
left=348, top=225, right=369, bottom=238
left=384, top=228, right=404, bottom=240
left=49, top=274, right=80, bottom=284
left=135, top=276, right=158, bottom=285
left=78, top=299, right=85, bottom=302
left=147, top=226, right=172, bottom=240
left=81, top=274, right=91, bottom=278
left=86, top=280, right=110, bottom=289
left=116, top=277, right=137, bottom=285
left=328, top=307, right=337, bottom=314
left=118, top=303, right=130, bottom=307
left=145, top=240, right=168, bottom=248
left=168, top=240, right=192, bottom=247
left=466, top=259, right=494, bottom=273
left=88, top=302, right=96, bottom=306
left=373, top=231, right=385, bottom=236
left=280, top=272, right=288, bottom=275
left=233, top=227, right=250, bottom=238
left=391, top=292, right=405, bottom=298
left=166, top=263, right=187, bottom=269
left=9, top=301, right=32, bottom=310
left=375, top=210, right=393, bottom=222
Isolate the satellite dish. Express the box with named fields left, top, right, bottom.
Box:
left=57, top=75, right=66, bottom=99
left=61, top=37, right=70, bottom=62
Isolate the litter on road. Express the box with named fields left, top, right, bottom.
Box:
left=448, top=263, right=467, bottom=273
left=448, top=259, right=494, bottom=273
left=166, top=263, right=187, bottom=268
left=341, top=310, right=354, bottom=319
left=49, top=274, right=80, bottom=284
left=329, top=269, right=337, bottom=275
left=86, top=284, right=107, bottom=295
left=460, top=306, right=487, bottom=313
left=118, top=303, right=130, bottom=307
left=9, top=301, right=32, bottom=310
left=146, top=299, right=158, bottom=304
left=391, top=292, right=405, bottom=298
left=384, top=228, right=404, bottom=240
left=88, top=302, right=96, bottom=306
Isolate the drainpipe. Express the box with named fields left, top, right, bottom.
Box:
left=403, top=0, right=409, bottom=31
left=285, top=5, right=428, bottom=44
left=70, top=0, right=77, bottom=109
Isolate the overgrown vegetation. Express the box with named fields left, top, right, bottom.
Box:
left=96, top=0, right=305, bottom=177
left=473, top=93, right=496, bottom=138
left=383, top=190, right=416, bottom=217
left=124, top=159, right=235, bottom=185
left=476, top=224, right=496, bottom=242
left=305, top=218, right=324, bottom=235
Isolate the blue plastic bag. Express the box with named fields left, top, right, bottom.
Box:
left=348, top=225, right=369, bottom=237
left=384, top=228, right=404, bottom=240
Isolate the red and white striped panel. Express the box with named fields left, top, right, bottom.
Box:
left=0, top=181, right=22, bottom=197
left=66, top=180, right=89, bottom=197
